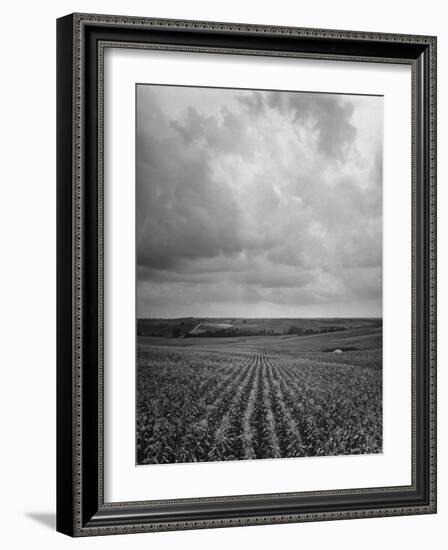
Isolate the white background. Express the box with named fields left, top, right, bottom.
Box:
left=105, top=50, right=412, bottom=501
left=0, top=1, right=445, bottom=549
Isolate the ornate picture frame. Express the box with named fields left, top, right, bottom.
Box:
left=57, top=13, right=436, bottom=536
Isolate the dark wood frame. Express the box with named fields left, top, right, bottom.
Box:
left=57, top=13, right=437, bottom=537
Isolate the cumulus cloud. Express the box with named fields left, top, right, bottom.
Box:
left=136, top=84, right=383, bottom=317
left=240, top=91, right=358, bottom=160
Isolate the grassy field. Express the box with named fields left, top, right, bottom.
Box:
left=136, top=320, right=382, bottom=464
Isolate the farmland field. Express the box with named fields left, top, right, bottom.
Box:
left=136, top=320, right=382, bottom=464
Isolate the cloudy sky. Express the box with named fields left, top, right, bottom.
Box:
left=136, top=84, right=383, bottom=318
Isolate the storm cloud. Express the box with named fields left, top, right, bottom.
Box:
left=136, top=84, right=383, bottom=318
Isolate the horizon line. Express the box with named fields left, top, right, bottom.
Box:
left=137, top=315, right=383, bottom=320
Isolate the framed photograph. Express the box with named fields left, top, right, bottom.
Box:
left=56, top=13, right=437, bottom=536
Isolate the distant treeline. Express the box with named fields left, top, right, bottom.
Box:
left=185, top=328, right=276, bottom=338
left=183, top=326, right=348, bottom=338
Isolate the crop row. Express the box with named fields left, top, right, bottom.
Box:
left=136, top=345, right=382, bottom=464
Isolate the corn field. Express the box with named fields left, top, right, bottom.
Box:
left=136, top=343, right=382, bottom=464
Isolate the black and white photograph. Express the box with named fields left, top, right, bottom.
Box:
left=135, top=84, right=383, bottom=465
left=53, top=9, right=438, bottom=538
